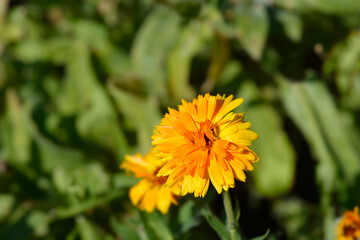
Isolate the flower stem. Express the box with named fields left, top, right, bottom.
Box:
left=222, top=191, right=238, bottom=240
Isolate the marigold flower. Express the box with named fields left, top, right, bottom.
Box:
left=121, top=151, right=180, bottom=214
left=152, top=94, right=259, bottom=197
left=336, top=206, right=360, bottom=240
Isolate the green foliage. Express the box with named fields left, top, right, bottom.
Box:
left=1, top=0, right=360, bottom=239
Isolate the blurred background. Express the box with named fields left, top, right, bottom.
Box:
left=0, top=0, right=360, bottom=239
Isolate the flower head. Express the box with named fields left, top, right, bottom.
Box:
left=152, top=94, right=259, bottom=197
left=121, top=151, right=180, bottom=214
left=336, top=206, right=360, bottom=240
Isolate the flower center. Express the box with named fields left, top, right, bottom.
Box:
left=193, top=120, right=219, bottom=149
left=343, top=225, right=356, bottom=236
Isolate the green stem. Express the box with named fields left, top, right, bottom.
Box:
left=222, top=191, right=238, bottom=240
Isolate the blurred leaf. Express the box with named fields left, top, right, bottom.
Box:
left=202, top=34, right=231, bottom=93
left=108, top=84, right=161, bottom=154
left=113, top=173, right=140, bottom=189
left=139, top=211, right=174, bottom=240
left=77, top=216, right=101, bottom=240
left=53, top=162, right=110, bottom=199
left=1, top=89, right=31, bottom=166
left=58, top=42, right=128, bottom=160
left=278, top=76, right=339, bottom=191
left=200, top=205, right=230, bottom=240
left=234, top=3, right=269, bottom=60
left=0, top=209, right=49, bottom=239
left=238, top=81, right=295, bottom=197
left=131, top=5, right=181, bottom=97
left=176, top=200, right=201, bottom=234
left=234, top=199, right=240, bottom=223
left=276, top=10, right=302, bottom=42
left=110, top=217, right=141, bottom=240
left=26, top=210, right=49, bottom=237
left=278, top=76, right=345, bottom=240
left=168, top=20, right=210, bottom=101
left=301, top=78, right=359, bottom=183
left=55, top=190, right=125, bottom=220
left=323, top=32, right=360, bottom=109
left=274, top=0, right=360, bottom=15
left=23, top=102, right=86, bottom=172
left=250, top=229, right=270, bottom=240
left=0, top=194, right=15, bottom=221
left=273, top=199, right=322, bottom=240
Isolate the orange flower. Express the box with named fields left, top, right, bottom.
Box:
left=152, top=94, right=259, bottom=197
left=121, top=151, right=180, bottom=214
left=336, top=206, right=360, bottom=240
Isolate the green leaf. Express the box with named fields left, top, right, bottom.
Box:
left=108, top=84, right=162, bottom=154
left=167, top=20, right=209, bottom=101
left=23, top=102, right=86, bottom=172
left=139, top=211, right=174, bottom=240
left=200, top=205, right=230, bottom=240
left=250, top=229, right=270, bottom=240
left=26, top=210, right=50, bottom=237
left=301, top=78, right=359, bottom=184
left=278, top=76, right=343, bottom=240
left=276, top=10, right=302, bottom=42
left=237, top=81, right=295, bottom=197
left=53, top=162, right=110, bottom=199
left=234, top=3, right=269, bottom=60
left=110, top=217, right=141, bottom=240
left=278, top=76, right=338, bottom=193
left=131, top=5, right=181, bottom=97
left=113, top=173, right=140, bottom=189
left=55, top=190, right=125, bottom=220
left=58, top=42, right=128, bottom=160
left=323, top=33, right=360, bottom=109
left=0, top=194, right=15, bottom=221
left=76, top=216, right=101, bottom=240
left=1, top=89, right=31, bottom=165
left=177, top=200, right=201, bottom=234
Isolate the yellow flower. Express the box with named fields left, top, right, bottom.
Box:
left=121, top=151, right=180, bottom=214
left=152, top=94, right=259, bottom=197
left=336, top=206, right=360, bottom=240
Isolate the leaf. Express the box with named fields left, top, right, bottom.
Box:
left=274, top=0, right=360, bottom=15
left=237, top=81, right=295, bottom=197
left=113, top=173, right=140, bottom=189
left=24, top=101, right=86, bottom=172
left=278, top=75, right=338, bottom=194
left=55, top=190, right=125, bottom=220
left=273, top=199, right=322, bottom=239
left=234, top=3, right=269, bottom=60
left=26, top=210, right=50, bottom=237
left=202, top=34, right=231, bottom=93
left=108, top=84, right=162, bottom=154
left=139, top=211, right=174, bottom=240
left=200, top=205, right=231, bottom=240
left=1, top=89, right=31, bottom=165
left=167, top=20, right=210, bottom=101
left=76, top=216, right=101, bottom=240
left=176, top=200, right=201, bottom=234
left=110, top=217, right=141, bottom=240
left=0, top=194, right=15, bottom=221
left=247, top=104, right=295, bottom=197
left=302, top=78, right=359, bottom=184
left=58, top=42, right=129, bottom=160
left=53, top=162, right=110, bottom=199
left=131, top=5, right=181, bottom=97
left=275, top=10, right=302, bottom=42
left=250, top=229, right=270, bottom=240
left=278, top=76, right=342, bottom=240
left=323, top=33, right=360, bottom=109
